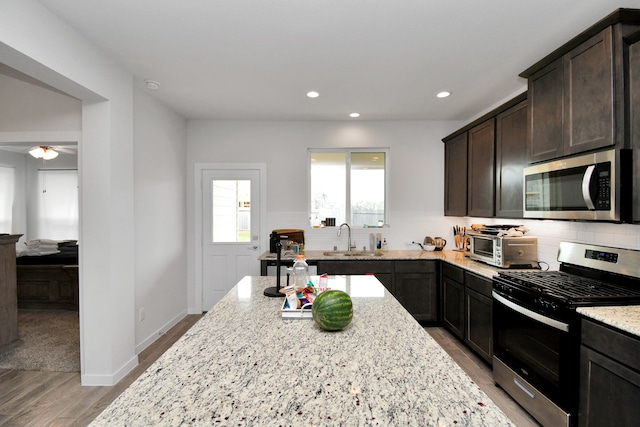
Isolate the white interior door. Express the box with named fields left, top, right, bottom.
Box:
left=202, top=168, right=261, bottom=310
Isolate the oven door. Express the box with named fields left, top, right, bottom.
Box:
left=468, top=234, right=498, bottom=266
left=492, top=291, right=579, bottom=414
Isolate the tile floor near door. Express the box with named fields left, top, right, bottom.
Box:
left=426, top=326, right=541, bottom=427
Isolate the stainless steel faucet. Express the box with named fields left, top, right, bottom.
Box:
left=337, top=223, right=355, bottom=251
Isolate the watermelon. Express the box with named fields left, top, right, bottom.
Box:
left=312, top=290, right=353, bottom=331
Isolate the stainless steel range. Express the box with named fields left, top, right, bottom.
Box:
left=492, top=242, right=640, bottom=427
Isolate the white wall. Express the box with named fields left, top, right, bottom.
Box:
left=133, top=87, right=188, bottom=353
left=186, top=119, right=465, bottom=308
left=0, top=67, right=81, bottom=130
left=0, top=0, right=137, bottom=385
left=187, top=119, right=640, bottom=279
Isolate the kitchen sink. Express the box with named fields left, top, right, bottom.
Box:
left=322, top=250, right=383, bottom=257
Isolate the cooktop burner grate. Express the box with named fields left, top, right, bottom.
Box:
left=497, top=271, right=640, bottom=304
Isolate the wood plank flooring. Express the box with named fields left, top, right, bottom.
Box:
left=1, top=316, right=539, bottom=426
left=426, top=326, right=541, bottom=427
left=0, top=314, right=203, bottom=426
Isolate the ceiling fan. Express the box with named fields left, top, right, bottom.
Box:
left=27, top=145, right=77, bottom=159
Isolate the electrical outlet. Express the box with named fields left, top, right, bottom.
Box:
left=139, top=308, right=145, bottom=322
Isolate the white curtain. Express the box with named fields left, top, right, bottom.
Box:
left=0, top=166, right=15, bottom=233
left=36, top=169, right=78, bottom=240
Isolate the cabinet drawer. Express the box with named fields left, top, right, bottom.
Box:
left=582, top=318, right=640, bottom=372
left=395, top=260, right=436, bottom=274
left=442, top=262, right=464, bottom=283
left=464, top=272, right=492, bottom=297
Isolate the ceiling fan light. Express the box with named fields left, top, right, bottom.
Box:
left=42, top=148, right=59, bottom=160
left=29, top=146, right=58, bottom=160
left=29, top=147, right=45, bottom=158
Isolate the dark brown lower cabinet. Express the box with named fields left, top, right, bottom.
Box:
left=579, top=319, right=640, bottom=426
left=394, top=260, right=437, bottom=322
left=442, top=274, right=465, bottom=340
left=464, top=273, right=493, bottom=364
left=315, top=259, right=438, bottom=322
left=315, top=260, right=393, bottom=292
left=441, top=263, right=493, bottom=364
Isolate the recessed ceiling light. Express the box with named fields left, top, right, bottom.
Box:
left=349, top=112, right=360, bottom=118
left=307, top=91, right=320, bottom=98
left=436, top=91, right=451, bottom=98
left=145, top=80, right=161, bottom=90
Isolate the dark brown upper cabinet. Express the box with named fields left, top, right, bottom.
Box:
left=629, top=30, right=640, bottom=222
left=444, top=132, right=468, bottom=216
left=467, top=119, right=495, bottom=217
left=495, top=100, right=528, bottom=218
left=443, top=93, right=526, bottom=219
left=521, top=9, right=640, bottom=163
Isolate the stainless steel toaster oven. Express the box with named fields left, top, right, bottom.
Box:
left=467, top=232, right=538, bottom=269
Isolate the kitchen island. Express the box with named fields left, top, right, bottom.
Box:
left=91, top=275, right=514, bottom=426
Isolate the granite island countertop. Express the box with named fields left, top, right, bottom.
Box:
left=91, top=275, right=515, bottom=426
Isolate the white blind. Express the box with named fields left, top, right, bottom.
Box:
left=0, top=166, right=15, bottom=233
left=36, top=169, right=78, bottom=240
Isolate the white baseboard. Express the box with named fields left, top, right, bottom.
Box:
left=134, top=309, right=188, bottom=355
left=81, top=354, right=139, bottom=386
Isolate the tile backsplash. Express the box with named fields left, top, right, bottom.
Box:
left=268, top=212, right=640, bottom=271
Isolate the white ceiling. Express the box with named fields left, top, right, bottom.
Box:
left=34, top=0, right=640, bottom=121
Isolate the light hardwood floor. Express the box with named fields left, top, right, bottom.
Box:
left=1, top=316, right=539, bottom=426
left=0, top=314, right=203, bottom=426
left=426, top=326, right=541, bottom=427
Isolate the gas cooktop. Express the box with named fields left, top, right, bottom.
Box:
left=495, top=242, right=640, bottom=307
left=496, top=270, right=640, bottom=304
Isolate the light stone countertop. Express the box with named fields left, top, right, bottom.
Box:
left=91, top=275, right=515, bottom=426
left=260, top=249, right=504, bottom=279
left=577, top=305, right=640, bottom=338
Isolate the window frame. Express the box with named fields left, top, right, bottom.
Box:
left=308, top=148, right=390, bottom=227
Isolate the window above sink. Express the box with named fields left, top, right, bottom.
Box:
left=309, top=148, right=389, bottom=228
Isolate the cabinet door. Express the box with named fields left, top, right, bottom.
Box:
left=564, top=27, right=614, bottom=154
left=528, top=58, right=564, bottom=163
left=564, top=27, right=615, bottom=156
left=579, top=345, right=640, bottom=426
left=629, top=34, right=640, bottom=222
left=495, top=100, right=527, bottom=218
left=394, top=273, right=437, bottom=322
left=444, top=133, right=468, bottom=216
left=467, top=119, right=495, bottom=217
left=465, top=288, right=493, bottom=364
left=442, top=276, right=465, bottom=339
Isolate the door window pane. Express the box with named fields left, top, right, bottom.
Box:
left=212, top=180, right=250, bottom=242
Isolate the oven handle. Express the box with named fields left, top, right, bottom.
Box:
left=492, top=291, right=570, bottom=332
left=513, top=378, right=535, bottom=399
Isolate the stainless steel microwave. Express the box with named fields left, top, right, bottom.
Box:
left=523, top=149, right=631, bottom=222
